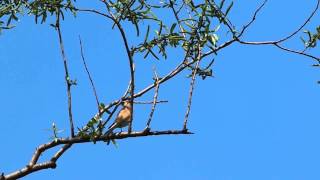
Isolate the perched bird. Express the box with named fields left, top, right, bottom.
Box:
left=105, top=100, right=132, bottom=135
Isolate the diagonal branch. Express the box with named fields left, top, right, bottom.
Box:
left=276, top=0, right=320, bottom=43
left=79, top=36, right=101, bottom=112
left=237, top=0, right=320, bottom=44
left=238, top=0, right=268, bottom=37
left=274, top=43, right=320, bottom=62
left=238, top=40, right=320, bottom=63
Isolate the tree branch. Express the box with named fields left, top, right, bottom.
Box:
left=55, top=11, right=75, bottom=137
left=145, top=69, right=160, bottom=130
left=276, top=0, right=320, bottom=43
left=3, top=129, right=192, bottom=180
left=79, top=36, right=101, bottom=113
left=237, top=0, right=320, bottom=44
left=134, top=100, right=167, bottom=104
left=183, top=45, right=201, bottom=130
left=238, top=0, right=268, bottom=37
left=104, top=3, right=135, bottom=134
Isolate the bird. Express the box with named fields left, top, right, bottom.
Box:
left=105, top=100, right=132, bottom=135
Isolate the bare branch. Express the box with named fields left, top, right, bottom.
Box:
left=274, top=43, right=320, bottom=62
left=183, top=45, right=201, bottom=130
left=55, top=12, right=75, bottom=137
left=50, top=144, right=72, bottom=162
left=238, top=0, right=268, bottom=37
left=4, top=129, right=192, bottom=180
left=203, top=0, right=268, bottom=58
left=238, top=40, right=320, bottom=62
left=204, top=0, right=320, bottom=61
left=276, top=0, right=320, bottom=43
left=5, top=162, right=56, bottom=180
left=134, top=100, right=168, bottom=104
left=238, top=0, right=320, bottom=44
left=145, top=69, right=160, bottom=130
left=79, top=36, right=101, bottom=112
left=123, top=80, right=132, bottom=98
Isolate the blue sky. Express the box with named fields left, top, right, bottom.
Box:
left=1, top=1, right=320, bottom=179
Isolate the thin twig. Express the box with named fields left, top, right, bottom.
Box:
left=237, top=40, right=320, bottom=62
left=237, top=0, right=320, bottom=45
left=50, top=144, right=72, bottom=162
left=183, top=45, right=202, bottom=130
left=79, top=36, right=101, bottom=112
left=145, top=69, right=160, bottom=130
left=204, top=0, right=320, bottom=61
left=123, top=80, right=132, bottom=98
left=134, top=100, right=168, bottom=104
left=276, top=0, right=320, bottom=43
left=203, top=0, right=268, bottom=58
left=55, top=12, right=75, bottom=137
left=238, top=0, right=268, bottom=37
left=274, top=43, right=320, bottom=62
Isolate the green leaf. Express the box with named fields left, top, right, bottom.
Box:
left=144, top=25, right=150, bottom=44
left=219, top=0, right=226, bottom=9
left=225, top=1, right=233, bottom=17
left=208, top=34, right=219, bottom=45
left=170, top=23, right=177, bottom=33
left=158, top=21, right=163, bottom=35
left=99, top=103, right=105, bottom=109
left=111, top=139, right=118, bottom=148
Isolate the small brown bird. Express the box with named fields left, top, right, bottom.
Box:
left=105, top=100, right=132, bottom=135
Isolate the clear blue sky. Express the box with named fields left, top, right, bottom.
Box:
left=1, top=1, right=320, bottom=179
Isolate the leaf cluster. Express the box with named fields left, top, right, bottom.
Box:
left=302, top=26, right=320, bottom=48
left=0, top=0, right=76, bottom=33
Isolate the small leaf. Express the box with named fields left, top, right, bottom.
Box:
left=219, top=0, right=226, bottom=9
left=158, top=21, right=163, bottom=35
left=208, top=34, right=219, bottom=45
left=225, top=1, right=233, bottom=17
left=111, top=139, right=118, bottom=148
left=144, top=25, right=150, bottom=44
left=170, top=23, right=177, bottom=33
left=99, top=103, right=105, bottom=109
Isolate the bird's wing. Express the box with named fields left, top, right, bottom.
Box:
left=108, top=109, right=123, bottom=129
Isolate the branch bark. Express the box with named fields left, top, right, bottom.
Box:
left=3, top=129, right=192, bottom=180
left=183, top=45, right=201, bottom=130
left=55, top=12, right=75, bottom=137
left=79, top=36, right=101, bottom=112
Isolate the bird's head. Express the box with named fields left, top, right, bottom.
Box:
left=122, top=100, right=132, bottom=109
